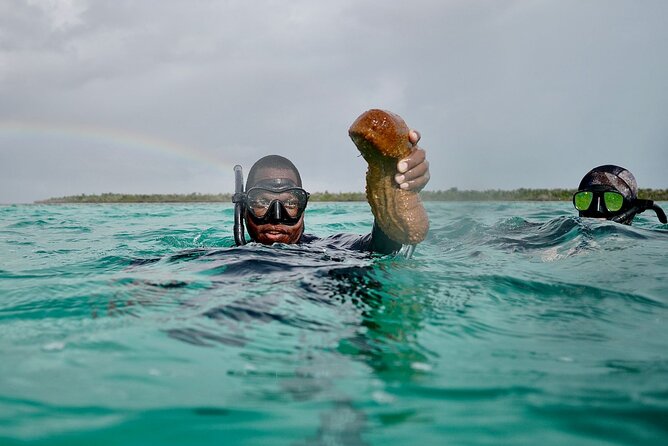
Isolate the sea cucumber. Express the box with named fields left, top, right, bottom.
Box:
left=348, top=109, right=430, bottom=244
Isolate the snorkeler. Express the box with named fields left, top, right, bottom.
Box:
left=232, top=126, right=429, bottom=255
left=573, top=164, right=666, bottom=225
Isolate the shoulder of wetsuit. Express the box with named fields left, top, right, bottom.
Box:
left=298, top=233, right=319, bottom=244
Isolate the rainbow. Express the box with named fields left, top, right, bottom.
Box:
left=0, top=119, right=235, bottom=173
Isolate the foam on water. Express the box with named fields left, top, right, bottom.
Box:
left=1, top=202, right=667, bottom=445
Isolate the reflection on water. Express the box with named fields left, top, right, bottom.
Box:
left=0, top=202, right=667, bottom=445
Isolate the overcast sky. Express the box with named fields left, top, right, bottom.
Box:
left=1, top=0, right=666, bottom=203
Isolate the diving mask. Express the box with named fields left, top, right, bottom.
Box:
left=244, top=179, right=309, bottom=226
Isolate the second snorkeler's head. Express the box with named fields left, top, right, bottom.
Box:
left=573, top=165, right=666, bottom=225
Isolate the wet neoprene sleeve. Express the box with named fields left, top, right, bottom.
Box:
left=298, top=221, right=402, bottom=255
left=368, top=221, right=403, bottom=254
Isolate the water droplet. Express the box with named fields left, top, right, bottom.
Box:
left=372, top=391, right=395, bottom=404
left=42, top=341, right=66, bottom=352
left=410, top=362, right=432, bottom=371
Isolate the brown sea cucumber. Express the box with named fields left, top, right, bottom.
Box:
left=348, top=109, right=429, bottom=244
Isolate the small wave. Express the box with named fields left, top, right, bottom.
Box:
left=167, top=326, right=249, bottom=347
left=481, top=274, right=664, bottom=308
left=7, top=219, right=50, bottom=228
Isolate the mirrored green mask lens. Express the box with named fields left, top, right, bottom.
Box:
left=603, top=191, right=624, bottom=212
left=574, top=191, right=593, bottom=211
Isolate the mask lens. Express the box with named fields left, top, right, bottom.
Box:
left=603, top=191, right=624, bottom=212
left=574, top=191, right=593, bottom=211
left=247, top=191, right=272, bottom=218
left=282, top=197, right=301, bottom=218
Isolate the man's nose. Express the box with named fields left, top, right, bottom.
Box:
left=594, top=196, right=604, bottom=213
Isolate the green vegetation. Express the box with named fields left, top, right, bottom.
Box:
left=420, top=188, right=576, bottom=201
left=420, top=188, right=668, bottom=201
left=36, top=192, right=232, bottom=204
left=311, top=191, right=366, bottom=202
left=35, top=188, right=668, bottom=204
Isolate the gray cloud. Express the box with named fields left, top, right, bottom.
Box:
left=1, top=0, right=666, bottom=203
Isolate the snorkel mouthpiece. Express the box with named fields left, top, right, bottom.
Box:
left=610, top=207, right=638, bottom=225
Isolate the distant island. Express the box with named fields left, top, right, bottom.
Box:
left=36, top=188, right=668, bottom=204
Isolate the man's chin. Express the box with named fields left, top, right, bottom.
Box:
left=259, top=230, right=291, bottom=244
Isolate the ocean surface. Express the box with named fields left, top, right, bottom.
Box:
left=1, top=202, right=667, bottom=445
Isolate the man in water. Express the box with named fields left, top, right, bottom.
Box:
left=235, top=130, right=429, bottom=254
left=573, top=164, right=666, bottom=225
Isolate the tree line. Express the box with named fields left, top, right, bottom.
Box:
left=35, top=188, right=668, bottom=204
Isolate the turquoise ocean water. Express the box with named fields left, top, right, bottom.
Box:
left=1, top=202, right=667, bottom=445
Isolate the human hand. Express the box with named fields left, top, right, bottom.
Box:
left=394, top=130, right=430, bottom=192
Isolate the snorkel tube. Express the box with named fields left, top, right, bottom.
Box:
left=611, top=199, right=668, bottom=225
left=232, top=165, right=247, bottom=246
left=650, top=202, right=668, bottom=223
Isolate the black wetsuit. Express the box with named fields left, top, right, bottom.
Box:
left=298, top=222, right=401, bottom=255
